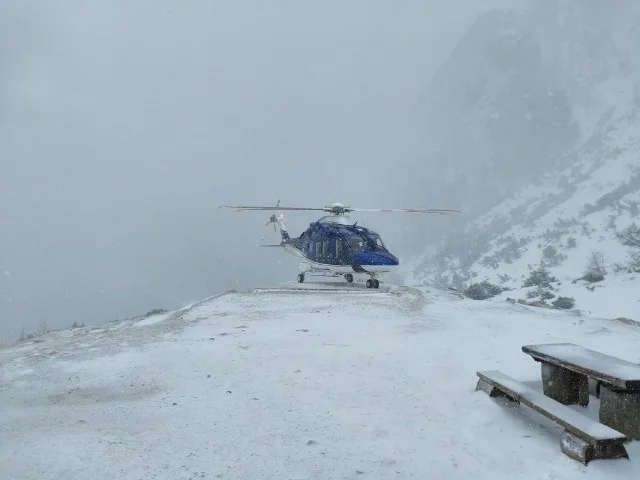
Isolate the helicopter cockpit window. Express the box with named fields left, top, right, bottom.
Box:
left=369, top=234, right=386, bottom=250
left=348, top=236, right=366, bottom=252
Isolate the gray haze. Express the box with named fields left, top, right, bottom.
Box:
left=403, top=0, right=640, bottom=285
left=1, top=1, right=521, bottom=341
left=390, top=0, right=640, bottom=253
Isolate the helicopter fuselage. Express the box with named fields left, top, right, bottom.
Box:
left=280, top=216, right=399, bottom=277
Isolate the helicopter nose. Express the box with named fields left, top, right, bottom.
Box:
left=352, top=251, right=399, bottom=266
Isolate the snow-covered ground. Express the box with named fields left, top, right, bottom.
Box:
left=491, top=272, right=640, bottom=322
left=1, top=283, right=639, bottom=479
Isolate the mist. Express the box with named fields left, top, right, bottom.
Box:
left=1, top=1, right=523, bottom=341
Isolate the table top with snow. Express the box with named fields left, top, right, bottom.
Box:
left=522, top=342, right=640, bottom=389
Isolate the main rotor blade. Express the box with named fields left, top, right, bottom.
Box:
left=218, top=205, right=461, bottom=214
left=346, top=208, right=461, bottom=214
left=218, top=205, right=326, bottom=212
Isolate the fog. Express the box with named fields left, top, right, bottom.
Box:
left=1, top=1, right=521, bottom=341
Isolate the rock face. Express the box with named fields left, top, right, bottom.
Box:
left=416, top=10, right=579, bottom=201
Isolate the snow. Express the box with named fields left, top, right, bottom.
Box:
left=491, top=272, right=640, bottom=322
left=133, top=312, right=172, bottom=328
left=2, top=284, right=639, bottom=479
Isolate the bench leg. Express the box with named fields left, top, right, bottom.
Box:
left=599, top=385, right=640, bottom=440
left=541, top=362, right=589, bottom=406
left=560, top=431, right=629, bottom=465
left=476, top=379, right=519, bottom=403
left=588, top=378, right=601, bottom=398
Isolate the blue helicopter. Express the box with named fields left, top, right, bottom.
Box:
left=218, top=202, right=459, bottom=288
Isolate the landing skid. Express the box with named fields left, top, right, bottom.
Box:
left=296, top=270, right=380, bottom=289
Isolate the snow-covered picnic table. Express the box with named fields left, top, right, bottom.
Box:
left=522, top=343, right=640, bottom=440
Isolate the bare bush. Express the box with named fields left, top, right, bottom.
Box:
left=617, top=223, right=640, bottom=248
left=583, top=250, right=606, bottom=282
left=616, top=223, right=640, bottom=271
left=552, top=296, right=575, bottom=309
left=465, top=281, right=504, bottom=300
left=630, top=250, right=640, bottom=272
left=523, top=263, right=557, bottom=288
left=542, top=245, right=567, bottom=266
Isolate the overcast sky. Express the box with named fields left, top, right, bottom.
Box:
left=0, top=0, right=522, bottom=341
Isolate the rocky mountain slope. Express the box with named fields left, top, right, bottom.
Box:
left=394, top=1, right=640, bottom=251
left=404, top=1, right=640, bottom=317
left=409, top=104, right=640, bottom=316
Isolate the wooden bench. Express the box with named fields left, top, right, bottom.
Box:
left=476, top=370, right=628, bottom=464
left=522, top=343, right=640, bottom=439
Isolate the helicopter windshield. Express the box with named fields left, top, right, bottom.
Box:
left=347, top=233, right=386, bottom=252
left=368, top=233, right=386, bottom=250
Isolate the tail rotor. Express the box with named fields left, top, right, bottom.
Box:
left=263, top=199, right=289, bottom=241
left=264, top=199, right=282, bottom=232
left=266, top=214, right=278, bottom=232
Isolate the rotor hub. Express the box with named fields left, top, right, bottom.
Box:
left=324, top=203, right=350, bottom=215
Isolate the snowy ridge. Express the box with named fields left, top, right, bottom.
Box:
left=410, top=117, right=640, bottom=318
left=1, top=284, right=640, bottom=478
left=400, top=2, right=637, bottom=215
left=408, top=1, right=640, bottom=319
left=393, top=2, right=640, bottom=261
left=409, top=93, right=640, bottom=319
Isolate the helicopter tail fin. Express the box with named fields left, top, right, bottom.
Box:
left=267, top=213, right=290, bottom=242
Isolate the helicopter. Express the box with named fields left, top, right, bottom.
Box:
left=217, top=202, right=460, bottom=288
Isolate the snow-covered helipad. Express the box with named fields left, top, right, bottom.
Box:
left=1, top=284, right=638, bottom=479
